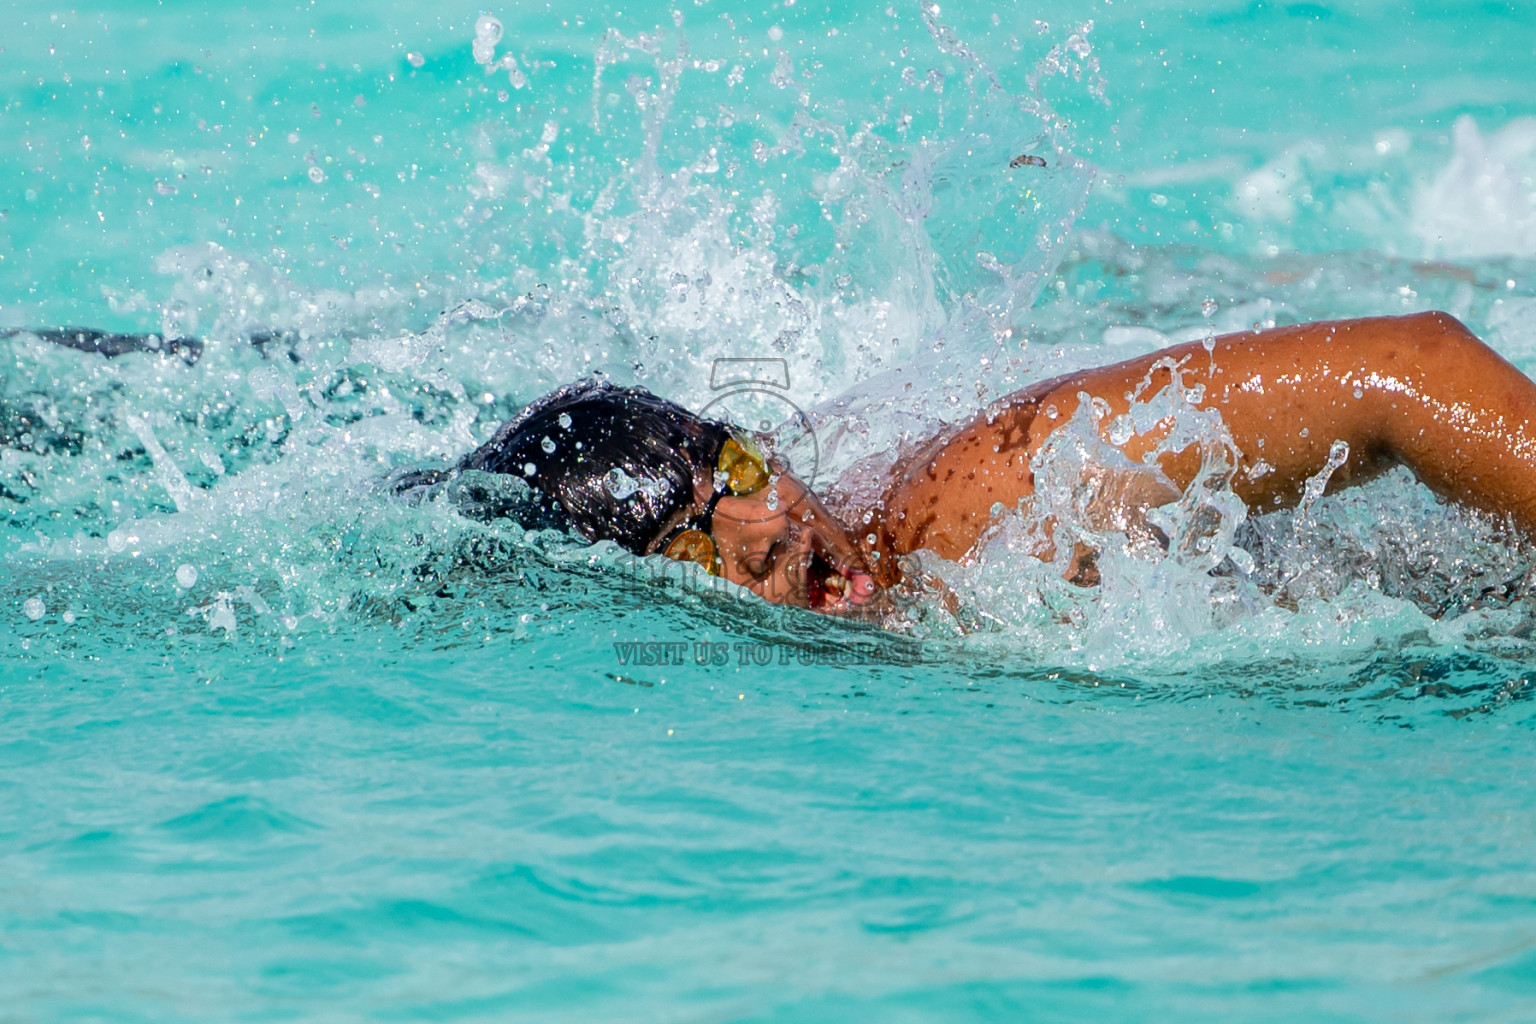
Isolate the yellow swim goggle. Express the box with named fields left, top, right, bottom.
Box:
left=654, top=435, right=773, bottom=576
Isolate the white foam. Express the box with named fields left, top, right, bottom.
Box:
left=1413, top=116, right=1536, bottom=259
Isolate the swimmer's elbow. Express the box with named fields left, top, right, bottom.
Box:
left=1356, top=310, right=1485, bottom=364
left=1401, top=309, right=1477, bottom=342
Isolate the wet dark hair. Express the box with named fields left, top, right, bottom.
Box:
left=443, top=379, right=732, bottom=554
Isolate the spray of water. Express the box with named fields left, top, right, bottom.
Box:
left=3, top=6, right=1534, bottom=698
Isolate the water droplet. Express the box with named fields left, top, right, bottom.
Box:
left=1353, top=387, right=1364, bottom=399
left=176, top=564, right=199, bottom=588
left=523, top=462, right=537, bottom=476
left=22, top=597, right=44, bottom=621
left=541, top=436, right=556, bottom=453
left=1108, top=415, right=1135, bottom=446
left=1299, top=428, right=1310, bottom=438
left=1201, top=298, right=1218, bottom=318
left=557, top=412, right=572, bottom=429
left=307, top=166, right=325, bottom=184
left=406, top=52, right=426, bottom=68
left=865, top=533, right=877, bottom=545
left=605, top=467, right=641, bottom=500
left=474, top=14, right=503, bottom=45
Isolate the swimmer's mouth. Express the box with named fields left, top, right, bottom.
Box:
left=804, top=549, right=878, bottom=613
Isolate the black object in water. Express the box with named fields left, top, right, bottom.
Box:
left=0, top=326, right=305, bottom=365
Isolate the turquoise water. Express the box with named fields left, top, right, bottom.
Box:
left=5, top=1, right=1536, bottom=1020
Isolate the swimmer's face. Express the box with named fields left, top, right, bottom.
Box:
left=694, top=469, right=881, bottom=614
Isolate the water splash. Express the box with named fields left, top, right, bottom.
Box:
left=1414, top=116, right=1536, bottom=259
left=4, top=7, right=1535, bottom=704
left=897, top=359, right=1536, bottom=674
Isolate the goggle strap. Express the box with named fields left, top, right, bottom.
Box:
left=699, top=488, right=727, bottom=534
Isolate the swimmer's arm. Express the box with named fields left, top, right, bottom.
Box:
left=1035, top=312, right=1536, bottom=532
left=880, top=312, right=1536, bottom=559
left=875, top=396, right=1043, bottom=561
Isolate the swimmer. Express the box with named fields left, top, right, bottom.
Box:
left=404, top=311, right=1536, bottom=614
left=14, top=312, right=1536, bottom=614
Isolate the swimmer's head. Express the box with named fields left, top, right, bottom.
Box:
left=456, top=379, right=882, bottom=614
left=457, top=379, right=732, bottom=556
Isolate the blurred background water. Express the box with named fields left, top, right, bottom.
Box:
left=3, top=1, right=1536, bottom=1020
